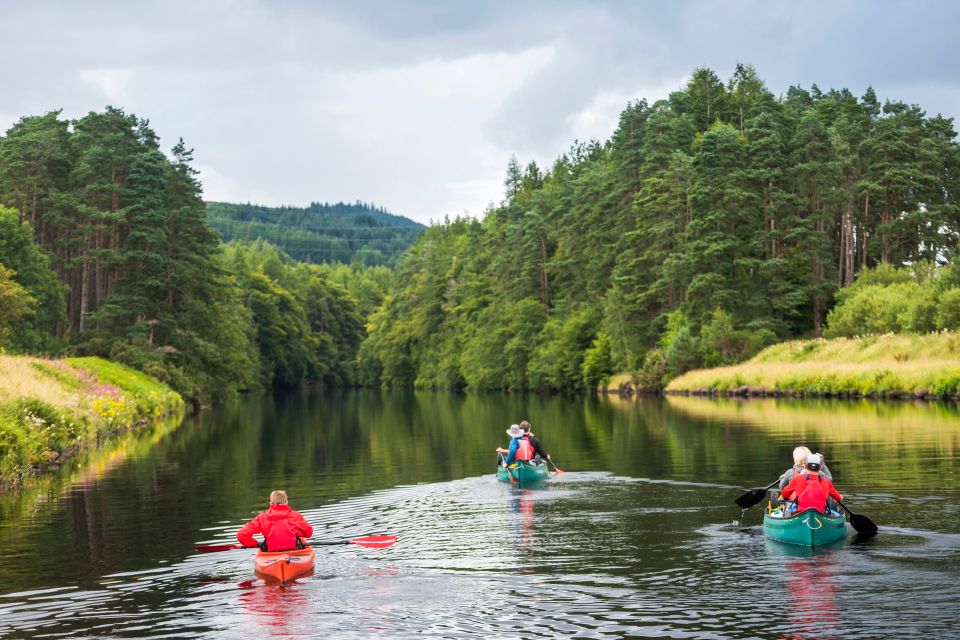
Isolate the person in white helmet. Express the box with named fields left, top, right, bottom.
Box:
left=780, top=454, right=843, bottom=515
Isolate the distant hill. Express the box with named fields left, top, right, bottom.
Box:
left=206, top=201, right=426, bottom=266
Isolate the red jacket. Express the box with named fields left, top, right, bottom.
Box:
left=237, top=504, right=313, bottom=551
left=781, top=472, right=842, bottom=513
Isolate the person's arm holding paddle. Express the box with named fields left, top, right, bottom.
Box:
left=500, top=424, right=523, bottom=466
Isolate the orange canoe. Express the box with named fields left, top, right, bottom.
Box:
left=254, top=546, right=315, bottom=582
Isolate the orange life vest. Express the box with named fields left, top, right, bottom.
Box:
left=515, top=436, right=535, bottom=462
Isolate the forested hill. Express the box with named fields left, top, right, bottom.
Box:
left=206, top=200, right=425, bottom=266
left=0, top=108, right=373, bottom=404
left=358, top=64, right=960, bottom=393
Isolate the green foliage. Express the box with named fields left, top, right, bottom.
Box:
left=582, top=331, right=614, bottom=388
left=637, top=348, right=670, bottom=392
left=206, top=201, right=424, bottom=267
left=698, top=308, right=778, bottom=367
left=0, top=355, right=183, bottom=487
left=0, top=263, right=36, bottom=349
left=360, top=66, right=960, bottom=391
left=529, top=307, right=601, bottom=391
left=0, top=208, right=64, bottom=351
left=823, top=264, right=960, bottom=338
left=936, top=289, right=960, bottom=330
left=223, top=241, right=365, bottom=389
left=665, top=326, right=702, bottom=377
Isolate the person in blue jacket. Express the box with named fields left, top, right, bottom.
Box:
left=496, top=424, right=525, bottom=466
left=496, top=422, right=550, bottom=467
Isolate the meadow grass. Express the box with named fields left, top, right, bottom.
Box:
left=665, top=332, right=960, bottom=398
left=0, top=355, right=183, bottom=488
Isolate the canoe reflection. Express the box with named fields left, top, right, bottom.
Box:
left=510, top=490, right=537, bottom=549
left=239, top=577, right=311, bottom=632
left=779, top=556, right=839, bottom=640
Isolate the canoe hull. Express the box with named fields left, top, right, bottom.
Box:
left=763, top=508, right=847, bottom=547
left=497, top=460, right=549, bottom=487
left=254, top=546, right=315, bottom=582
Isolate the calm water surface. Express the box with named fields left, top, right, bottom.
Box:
left=1, top=391, right=958, bottom=638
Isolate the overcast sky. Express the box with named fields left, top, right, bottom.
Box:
left=2, top=1, right=959, bottom=224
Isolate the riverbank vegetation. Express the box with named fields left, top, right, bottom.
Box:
left=667, top=263, right=960, bottom=397
left=0, top=354, right=183, bottom=488
left=359, top=64, right=960, bottom=391
left=0, top=109, right=374, bottom=403
left=665, top=332, right=960, bottom=398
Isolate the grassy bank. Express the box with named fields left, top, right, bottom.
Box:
left=665, top=333, right=960, bottom=399
left=0, top=355, right=184, bottom=488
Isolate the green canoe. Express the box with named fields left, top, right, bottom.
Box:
left=497, top=460, right=549, bottom=487
left=763, top=507, right=847, bottom=546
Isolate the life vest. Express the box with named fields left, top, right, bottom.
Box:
left=797, top=472, right=828, bottom=513
left=515, top=436, right=535, bottom=462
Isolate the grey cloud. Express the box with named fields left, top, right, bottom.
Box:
left=0, top=1, right=958, bottom=224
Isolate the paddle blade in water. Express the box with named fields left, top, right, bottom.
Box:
left=734, top=488, right=767, bottom=509
left=850, top=513, right=879, bottom=536
left=348, top=535, right=398, bottom=549
left=195, top=544, right=245, bottom=553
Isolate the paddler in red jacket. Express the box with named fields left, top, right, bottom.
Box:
left=780, top=454, right=843, bottom=515
left=237, top=490, right=313, bottom=552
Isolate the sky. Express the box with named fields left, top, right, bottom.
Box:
left=1, top=0, right=959, bottom=225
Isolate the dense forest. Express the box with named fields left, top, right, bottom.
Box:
left=207, top=201, right=424, bottom=266
left=359, top=65, right=960, bottom=392
left=0, top=108, right=382, bottom=403
left=4, top=64, right=960, bottom=401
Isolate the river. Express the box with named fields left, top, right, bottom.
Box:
left=0, top=390, right=958, bottom=638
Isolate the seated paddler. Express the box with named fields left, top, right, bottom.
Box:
left=519, top=420, right=550, bottom=463
left=237, top=490, right=314, bottom=552
left=496, top=423, right=529, bottom=467
left=779, top=454, right=843, bottom=516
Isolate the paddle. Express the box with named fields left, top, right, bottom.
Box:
left=546, top=457, right=565, bottom=475
left=836, top=500, right=879, bottom=536
left=499, top=453, right=518, bottom=484
left=734, top=478, right=782, bottom=509
left=195, top=535, right=398, bottom=553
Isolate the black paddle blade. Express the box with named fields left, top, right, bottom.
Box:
left=849, top=513, right=879, bottom=536
left=735, top=488, right=767, bottom=509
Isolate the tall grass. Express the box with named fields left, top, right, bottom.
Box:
left=0, top=355, right=183, bottom=488
left=666, top=332, right=960, bottom=398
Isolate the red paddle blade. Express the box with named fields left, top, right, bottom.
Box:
left=195, top=543, right=245, bottom=553
left=348, top=535, right=397, bottom=549
left=553, top=467, right=565, bottom=475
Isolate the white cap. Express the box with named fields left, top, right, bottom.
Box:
left=505, top=424, right=523, bottom=438
left=805, top=453, right=823, bottom=467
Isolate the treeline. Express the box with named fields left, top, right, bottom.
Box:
left=360, top=64, right=960, bottom=391
left=0, top=108, right=378, bottom=403
left=207, top=201, right=424, bottom=266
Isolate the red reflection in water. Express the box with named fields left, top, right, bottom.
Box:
left=359, top=565, right=400, bottom=577
left=511, top=490, right=537, bottom=551
left=238, top=576, right=311, bottom=633
left=780, top=558, right=839, bottom=640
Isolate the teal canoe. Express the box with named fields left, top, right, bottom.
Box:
left=497, top=460, right=549, bottom=487
left=763, top=507, right=847, bottom=546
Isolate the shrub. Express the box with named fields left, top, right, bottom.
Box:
left=936, top=289, right=960, bottom=330
left=665, top=326, right=702, bottom=377
left=637, top=348, right=669, bottom=391
left=582, top=331, right=614, bottom=388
